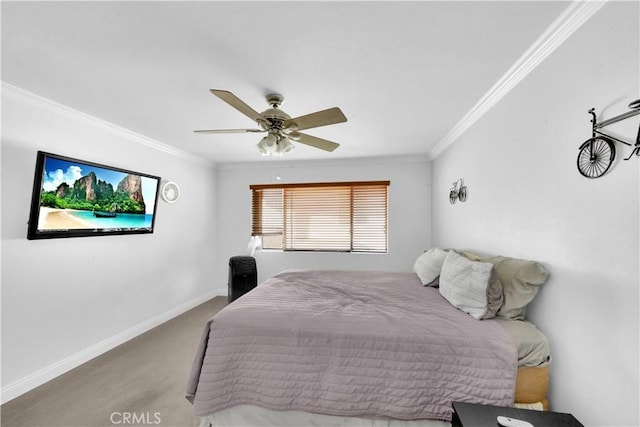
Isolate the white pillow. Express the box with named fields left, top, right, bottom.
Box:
left=439, top=251, right=503, bottom=320
left=413, top=248, right=448, bottom=286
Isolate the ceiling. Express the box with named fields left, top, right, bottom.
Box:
left=2, top=1, right=571, bottom=164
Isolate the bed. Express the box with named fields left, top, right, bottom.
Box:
left=186, top=249, right=550, bottom=427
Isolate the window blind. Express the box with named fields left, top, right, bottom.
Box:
left=250, top=181, right=389, bottom=253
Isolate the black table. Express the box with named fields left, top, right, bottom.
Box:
left=451, top=402, right=584, bottom=427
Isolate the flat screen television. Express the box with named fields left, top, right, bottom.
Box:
left=27, top=151, right=161, bottom=240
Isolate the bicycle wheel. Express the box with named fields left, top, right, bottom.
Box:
left=577, top=137, right=615, bottom=178
left=458, top=185, right=468, bottom=202
left=449, top=189, right=458, bottom=204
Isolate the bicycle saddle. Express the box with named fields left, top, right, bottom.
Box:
left=629, top=99, right=640, bottom=109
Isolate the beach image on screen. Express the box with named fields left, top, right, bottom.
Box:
left=36, top=156, right=158, bottom=231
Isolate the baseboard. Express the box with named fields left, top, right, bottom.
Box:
left=1, top=289, right=226, bottom=404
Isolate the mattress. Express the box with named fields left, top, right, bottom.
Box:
left=187, top=270, right=551, bottom=426
left=199, top=405, right=451, bottom=427
left=497, top=318, right=550, bottom=411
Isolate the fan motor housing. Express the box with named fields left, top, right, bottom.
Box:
left=261, top=94, right=290, bottom=128
left=261, top=107, right=290, bottom=122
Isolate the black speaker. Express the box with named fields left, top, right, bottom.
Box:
left=228, top=256, right=257, bottom=303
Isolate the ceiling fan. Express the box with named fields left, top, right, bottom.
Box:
left=194, top=89, right=347, bottom=156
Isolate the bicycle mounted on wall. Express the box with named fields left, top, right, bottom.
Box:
left=577, top=99, right=640, bottom=178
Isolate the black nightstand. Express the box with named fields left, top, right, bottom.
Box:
left=451, top=402, right=584, bottom=427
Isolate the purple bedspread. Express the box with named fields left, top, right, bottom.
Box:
left=186, top=270, right=517, bottom=421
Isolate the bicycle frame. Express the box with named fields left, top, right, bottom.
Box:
left=589, top=107, right=640, bottom=160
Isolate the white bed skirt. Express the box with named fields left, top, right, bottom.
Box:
left=200, top=405, right=451, bottom=427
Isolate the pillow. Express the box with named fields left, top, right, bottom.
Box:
left=439, top=251, right=503, bottom=319
left=413, top=248, right=448, bottom=286
left=457, top=250, right=549, bottom=320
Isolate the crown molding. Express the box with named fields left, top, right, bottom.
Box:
left=428, top=0, right=608, bottom=160
left=215, top=153, right=430, bottom=171
left=1, top=82, right=216, bottom=168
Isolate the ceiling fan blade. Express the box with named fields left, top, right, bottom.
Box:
left=194, top=128, right=265, bottom=134
left=284, top=107, right=347, bottom=131
left=295, top=132, right=340, bottom=152
left=210, top=89, right=268, bottom=125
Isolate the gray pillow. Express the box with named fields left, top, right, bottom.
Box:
left=439, top=251, right=503, bottom=320
left=413, top=248, right=448, bottom=286
left=457, top=250, right=548, bottom=320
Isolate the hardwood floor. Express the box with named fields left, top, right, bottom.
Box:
left=1, top=297, right=227, bottom=427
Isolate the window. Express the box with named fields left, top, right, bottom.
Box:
left=251, top=181, right=389, bottom=253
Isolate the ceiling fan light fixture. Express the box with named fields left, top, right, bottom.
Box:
left=257, top=134, right=295, bottom=157
left=278, top=136, right=295, bottom=155
left=257, top=134, right=278, bottom=155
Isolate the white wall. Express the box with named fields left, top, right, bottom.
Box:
left=215, top=156, right=431, bottom=287
left=431, top=3, right=639, bottom=426
left=1, top=85, right=218, bottom=402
